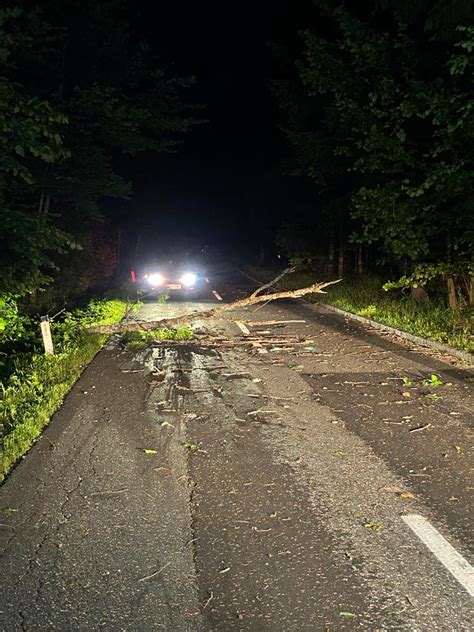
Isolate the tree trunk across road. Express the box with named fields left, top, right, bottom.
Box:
left=0, top=277, right=473, bottom=631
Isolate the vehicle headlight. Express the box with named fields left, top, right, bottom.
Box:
left=147, top=272, right=164, bottom=286
left=180, top=272, right=197, bottom=287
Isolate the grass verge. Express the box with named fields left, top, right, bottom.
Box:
left=0, top=299, right=128, bottom=481
left=243, top=267, right=473, bottom=354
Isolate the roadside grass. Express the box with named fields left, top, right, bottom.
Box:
left=242, top=267, right=473, bottom=353
left=120, top=326, right=193, bottom=349
left=0, top=299, right=128, bottom=481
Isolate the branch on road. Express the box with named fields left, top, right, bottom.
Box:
left=88, top=273, right=342, bottom=334
left=249, top=266, right=296, bottom=298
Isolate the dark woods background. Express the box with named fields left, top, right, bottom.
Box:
left=1, top=0, right=473, bottom=315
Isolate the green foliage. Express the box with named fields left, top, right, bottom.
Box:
left=0, top=298, right=127, bottom=480
left=421, top=374, right=447, bottom=388
left=120, top=326, right=193, bottom=349
left=1, top=3, right=200, bottom=301
left=384, top=261, right=473, bottom=289
left=274, top=2, right=474, bottom=286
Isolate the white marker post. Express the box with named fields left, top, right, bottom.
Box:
left=40, top=315, right=54, bottom=355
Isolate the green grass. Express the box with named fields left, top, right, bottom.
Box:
left=243, top=267, right=473, bottom=353
left=0, top=299, right=128, bottom=481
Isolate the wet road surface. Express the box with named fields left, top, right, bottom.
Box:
left=1, top=277, right=473, bottom=630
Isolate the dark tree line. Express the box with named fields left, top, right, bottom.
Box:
left=0, top=1, right=199, bottom=314
left=273, top=0, right=474, bottom=308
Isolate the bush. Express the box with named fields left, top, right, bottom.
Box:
left=0, top=299, right=127, bottom=481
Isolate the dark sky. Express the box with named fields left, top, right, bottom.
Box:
left=123, top=0, right=317, bottom=259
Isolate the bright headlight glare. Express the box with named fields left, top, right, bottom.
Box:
left=180, top=272, right=197, bottom=287
left=148, top=273, right=164, bottom=286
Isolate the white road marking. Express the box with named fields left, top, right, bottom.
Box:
left=236, top=321, right=250, bottom=336
left=212, top=290, right=223, bottom=301
left=402, top=514, right=474, bottom=597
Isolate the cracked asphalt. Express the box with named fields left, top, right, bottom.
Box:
left=0, top=277, right=473, bottom=630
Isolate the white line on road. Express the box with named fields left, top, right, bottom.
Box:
left=212, top=290, right=223, bottom=301
left=236, top=321, right=250, bottom=336
left=402, top=514, right=474, bottom=597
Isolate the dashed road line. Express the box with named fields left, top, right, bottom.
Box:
left=212, top=290, right=223, bottom=301
left=236, top=321, right=250, bottom=336
left=402, top=514, right=474, bottom=597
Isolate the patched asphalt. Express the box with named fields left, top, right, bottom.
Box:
left=1, top=283, right=473, bottom=631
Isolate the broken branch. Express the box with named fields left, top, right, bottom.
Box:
left=88, top=277, right=342, bottom=334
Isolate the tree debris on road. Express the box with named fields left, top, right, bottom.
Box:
left=87, top=269, right=341, bottom=334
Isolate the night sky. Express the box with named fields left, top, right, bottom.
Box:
left=122, top=0, right=316, bottom=260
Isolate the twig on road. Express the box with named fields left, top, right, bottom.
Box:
left=89, top=488, right=128, bottom=496
left=138, top=561, right=171, bottom=582
left=408, top=423, right=432, bottom=433
left=203, top=592, right=214, bottom=610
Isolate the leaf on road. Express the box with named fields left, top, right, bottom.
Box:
left=183, top=442, right=199, bottom=451
left=402, top=391, right=411, bottom=397
left=364, top=521, right=384, bottom=531
left=421, top=374, right=450, bottom=388
left=143, top=449, right=158, bottom=454
left=454, top=445, right=462, bottom=453
left=2, top=508, right=19, bottom=516
left=339, top=611, right=357, bottom=619
left=399, top=491, right=416, bottom=500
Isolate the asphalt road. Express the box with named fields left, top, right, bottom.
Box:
left=1, top=276, right=473, bottom=630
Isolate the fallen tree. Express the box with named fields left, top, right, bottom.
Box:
left=88, top=269, right=341, bottom=334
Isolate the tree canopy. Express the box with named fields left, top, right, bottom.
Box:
left=274, top=1, right=473, bottom=301
left=0, top=2, right=200, bottom=300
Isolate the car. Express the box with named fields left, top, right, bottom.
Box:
left=143, top=268, right=201, bottom=290
left=135, top=256, right=208, bottom=295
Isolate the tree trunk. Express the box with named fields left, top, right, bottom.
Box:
left=356, top=247, right=363, bottom=273
left=338, top=237, right=344, bottom=277
left=447, top=276, right=459, bottom=310
left=328, top=224, right=335, bottom=273
left=43, top=193, right=50, bottom=217
left=411, top=286, right=429, bottom=302
left=470, top=276, right=474, bottom=307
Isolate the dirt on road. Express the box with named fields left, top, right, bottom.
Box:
left=0, top=292, right=472, bottom=631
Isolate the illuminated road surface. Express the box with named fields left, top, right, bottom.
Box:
left=0, top=278, right=473, bottom=631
